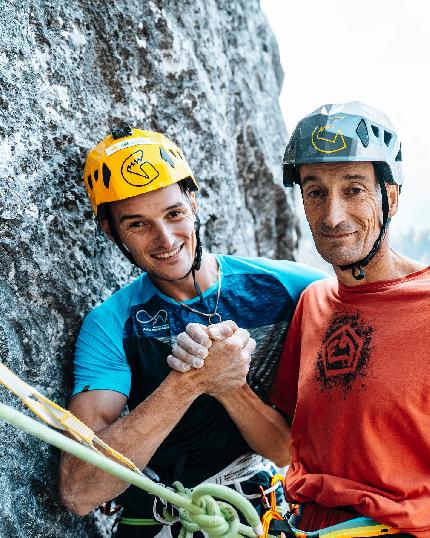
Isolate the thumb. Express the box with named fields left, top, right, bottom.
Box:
left=209, top=320, right=238, bottom=341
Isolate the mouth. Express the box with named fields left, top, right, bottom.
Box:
left=151, top=244, right=184, bottom=260
left=320, top=231, right=357, bottom=239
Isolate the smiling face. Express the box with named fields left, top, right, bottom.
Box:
left=300, top=161, right=398, bottom=267
left=104, top=183, right=197, bottom=282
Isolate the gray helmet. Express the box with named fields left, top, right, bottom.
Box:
left=283, top=101, right=402, bottom=189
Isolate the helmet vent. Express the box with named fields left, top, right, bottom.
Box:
left=371, top=125, right=379, bottom=137
left=87, top=175, right=93, bottom=191
left=356, top=119, right=369, bottom=147
left=102, top=163, right=111, bottom=188
left=395, top=145, right=402, bottom=162
left=94, top=169, right=99, bottom=182
left=160, top=146, right=175, bottom=167
left=384, top=130, right=393, bottom=146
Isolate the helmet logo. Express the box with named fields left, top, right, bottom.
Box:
left=311, top=118, right=347, bottom=154
left=121, top=149, right=160, bottom=187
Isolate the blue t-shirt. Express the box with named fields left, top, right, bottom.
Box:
left=73, top=254, right=326, bottom=487
left=73, top=255, right=326, bottom=400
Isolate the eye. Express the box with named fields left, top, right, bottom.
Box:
left=129, top=221, right=145, bottom=229
left=168, top=209, right=185, bottom=219
left=347, top=186, right=364, bottom=196
left=306, top=187, right=324, bottom=199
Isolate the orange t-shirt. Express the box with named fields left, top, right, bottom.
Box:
left=270, top=267, right=430, bottom=537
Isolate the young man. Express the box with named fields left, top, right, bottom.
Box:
left=59, top=125, right=324, bottom=537
left=172, top=103, right=430, bottom=537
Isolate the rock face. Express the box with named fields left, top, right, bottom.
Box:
left=0, top=1, right=296, bottom=536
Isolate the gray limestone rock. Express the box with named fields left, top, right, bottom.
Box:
left=0, top=0, right=297, bottom=536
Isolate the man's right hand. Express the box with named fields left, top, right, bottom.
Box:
left=167, top=320, right=241, bottom=372
left=189, top=325, right=256, bottom=396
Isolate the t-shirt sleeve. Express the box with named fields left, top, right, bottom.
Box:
left=269, top=294, right=303, bottom=420
left=277, top=261, right=328, bottom=304
left=72, top=309, right=131, bottom=397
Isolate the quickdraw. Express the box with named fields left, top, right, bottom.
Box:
left=260, top=474, right=289, bottom=538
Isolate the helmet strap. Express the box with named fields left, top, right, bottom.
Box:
left=191, top=214, right=204, bottom=304
left=339, top=177, right=390, bottom=280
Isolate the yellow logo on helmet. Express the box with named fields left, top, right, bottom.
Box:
left=121, top=149, right=160, bottom=187
left=311, top=118, right=347, bottom=154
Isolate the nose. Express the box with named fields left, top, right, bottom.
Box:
left=322, top=193, right=348, bottom=229
left=153, top=221, right=176, bottom=250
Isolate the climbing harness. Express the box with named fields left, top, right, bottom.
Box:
left=286, top=503, right=401, bottom=537
left=0, top=362, right=263, bottom=538
left=202, top=453, right=283, bottom=501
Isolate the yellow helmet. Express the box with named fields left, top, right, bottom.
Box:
left=83, top=126, right=198, bottom=215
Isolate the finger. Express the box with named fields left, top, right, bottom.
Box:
left=229, top=328, right=250, bottom=349
left=171, top=343, right=206, bottom=368
left=185, top=323, right=212, bottom=348
left=167, top=355, right=191, bottom=372
left=176, top=332, right=210, bottom=359
left=209, top=320, right=238, bottom=341
left=243, top=337, right=256, bottom=355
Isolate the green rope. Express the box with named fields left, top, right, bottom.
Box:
left=119, top=518, right=159, bottom=526
left=0, top=403, right=263, bottom=537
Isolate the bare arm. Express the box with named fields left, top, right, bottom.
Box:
left=215, top=385, right=291, bottom=467
left=60, top=330, right=251, bottom=516
left=168, top=322, right=291, bottom=466
left=59, top=371, right=201, bottom=515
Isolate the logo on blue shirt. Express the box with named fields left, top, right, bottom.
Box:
left=136, top=309, right=170, bottom=332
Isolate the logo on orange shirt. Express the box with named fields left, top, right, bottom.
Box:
left=316, top=312, right=373, bottom=393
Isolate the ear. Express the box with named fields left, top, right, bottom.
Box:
left=188, top=190, right=198, bottom=214
left=100, top=218, right=114, bottom=242
left=387, top=184, right=399, bottom=218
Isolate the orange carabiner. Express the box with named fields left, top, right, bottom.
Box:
left=260, top=474, right=285, bottom=537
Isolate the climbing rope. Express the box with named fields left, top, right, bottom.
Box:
left=0, top=362, right=263, bottom=538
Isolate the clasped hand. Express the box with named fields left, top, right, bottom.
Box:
left=167, top=321, right=256, bottom=396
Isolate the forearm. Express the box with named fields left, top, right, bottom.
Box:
left=60, top=371, right=201, bottom=515
left=217, top=384, right=291, bottom=467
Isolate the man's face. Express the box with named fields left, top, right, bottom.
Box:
left=106, top=183, right=197, bottom=281
left=300, top=162, right=393, bottom=267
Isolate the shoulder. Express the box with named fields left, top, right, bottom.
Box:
left=299, top=275, right=338, bottom=300
left=85, top=273, right=152, bottom=325
left=218, top=254, right=328, bottom=303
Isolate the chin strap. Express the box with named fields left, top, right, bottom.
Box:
left=339, top=177, right=390, bottom=281
left=191, top=214, right=204, bottom=304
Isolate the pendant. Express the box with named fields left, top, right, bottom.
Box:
left=208, top=312, right=222, bottom=325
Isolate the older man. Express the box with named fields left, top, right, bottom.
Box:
left=172, top=103, right=430, bottom=537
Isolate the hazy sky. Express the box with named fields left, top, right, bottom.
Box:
left=260, top=0, right=430, bottom=233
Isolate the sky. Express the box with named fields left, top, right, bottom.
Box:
left=260, top=0, right=430, bottom=234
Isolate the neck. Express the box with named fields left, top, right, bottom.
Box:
left=333, top=235, right=426, bottom=286
left=149, top=252, right=219, bottom=301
